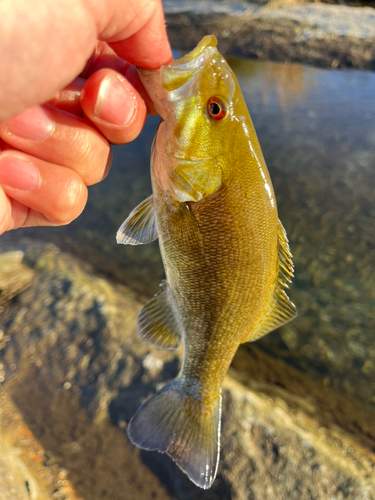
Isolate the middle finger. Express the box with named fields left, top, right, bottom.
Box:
left=0, top=104, right=111, bottom=186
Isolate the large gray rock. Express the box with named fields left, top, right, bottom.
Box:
left=0, top=241, right=374, bottom=499
left=163, top=1, right=375, bottom=69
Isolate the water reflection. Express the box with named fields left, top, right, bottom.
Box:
left=227, top=57, right=317, bottom=112
left=234, top=60, right=375, bottom=409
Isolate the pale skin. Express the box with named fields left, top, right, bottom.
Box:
left=0, top=0, right=172, bottom=235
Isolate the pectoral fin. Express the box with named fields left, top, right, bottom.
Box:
left=137, top=281, right=182, bottom=351
left=169, top=160, right=223, bottom=203
left=116, top=195, right=158, bottom=245
left=244, top=220, right=297, bottom=343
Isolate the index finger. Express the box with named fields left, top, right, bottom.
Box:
left=80, top=43, right=157, bottom=114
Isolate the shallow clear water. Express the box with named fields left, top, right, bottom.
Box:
left=2, top=57, right=375, bottom=408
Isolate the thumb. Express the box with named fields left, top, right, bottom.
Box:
left=0, top=0, right=171, bottom=121
left=90, top=0, right=172, bottom=69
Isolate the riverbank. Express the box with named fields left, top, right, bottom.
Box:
left=163, top=0, right=375, bottom=69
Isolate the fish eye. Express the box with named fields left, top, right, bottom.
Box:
left=207, top=97, right=226, bottom=121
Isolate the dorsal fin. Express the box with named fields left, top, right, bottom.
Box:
left=116, top=195, right=158, bottom=246
left=137, top=281, right=182, bottom=351
left=245, top=220, right=297, bottom=343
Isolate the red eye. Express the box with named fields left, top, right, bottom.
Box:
left=207, top=97, right=226, bottom=121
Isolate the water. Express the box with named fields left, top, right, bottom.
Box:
left=227, top=59, right=375, bottom=407
left=1, top=57, right=374, bottom=497
left=2, top=57, right=374, bottom=405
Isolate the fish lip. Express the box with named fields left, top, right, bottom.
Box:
left=168, top=35, right=217, bottom=71
left=160, top=36, right=218, bottom=92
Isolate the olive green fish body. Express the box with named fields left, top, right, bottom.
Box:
left=155, top=128, right=278, bottom=398
left=117, top=36, right=296, bottom=489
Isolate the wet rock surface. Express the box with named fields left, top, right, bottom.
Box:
left=163, top=0, right=375, bottom=69
left=0, top=251, right=35, bottom=306
left=0, top=391, right=82, bottom=500
left=0, top=241, right=374, bottom=499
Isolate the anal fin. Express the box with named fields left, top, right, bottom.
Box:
left=137, top=281, right=182, bottom=351
left=116, top=195, right=158, bottom=245
left=245, top=220, right=297, bottom=343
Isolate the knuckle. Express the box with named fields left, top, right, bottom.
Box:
left=49, top=176, right=87, bottom=224
left=69, top=128, right=110, bottom=186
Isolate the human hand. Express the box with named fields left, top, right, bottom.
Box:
left=0, top=0, right=172, bottom=234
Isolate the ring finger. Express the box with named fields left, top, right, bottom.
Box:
left=0, top=150, right=88, bottom=226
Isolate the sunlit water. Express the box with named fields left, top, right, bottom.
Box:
left=1, top=57, right=374, bottom=408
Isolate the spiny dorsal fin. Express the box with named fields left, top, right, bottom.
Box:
left=137, top=281, right=182, bottom=351
left=246, top=220, right=297, bottom=343
left=116, top=195, right=158, bottom=245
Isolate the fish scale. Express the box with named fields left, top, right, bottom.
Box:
left=117, top=35, right=296, bottom=489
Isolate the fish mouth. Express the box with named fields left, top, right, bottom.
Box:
left=168, top=35, right=217, bottom=69
left=160, top=36, right=218, bottom=92
left=137, top=36, right=219, bottom=118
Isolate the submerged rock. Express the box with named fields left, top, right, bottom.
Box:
left=0, top=241, right=374, bottom=499
left=0, top=251, right=34, bottom=305
left=0, top=391, right=82, bottom=500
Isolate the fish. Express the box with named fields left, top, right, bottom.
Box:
left=116, top=35, right=297, bottom=489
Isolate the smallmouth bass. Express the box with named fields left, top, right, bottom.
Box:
left=117, top=36, right=297, bottom=489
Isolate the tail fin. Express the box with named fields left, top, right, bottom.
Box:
left=127, top=379, right=221, bottom=489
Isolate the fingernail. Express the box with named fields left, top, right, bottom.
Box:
left=0, top=156, right=40, bottom=191
left=4, top=106, right=54, bottom=141
left=95, top=74, right=136, bottom=126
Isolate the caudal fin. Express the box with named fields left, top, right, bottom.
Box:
left=127, top=379, right=221, bottom=489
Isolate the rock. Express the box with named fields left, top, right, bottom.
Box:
left=0, top=391, right=82, bottom=500
left=0, top=241, right=374, bottom=499
left=0, top=251, right=34, bottom=305
left=219, top=377, right=374, bottom=500
left=163, top=0, right=375, bottom=69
